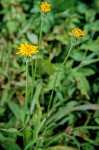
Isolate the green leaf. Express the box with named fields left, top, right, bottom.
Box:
left=93, top=83, right=99, bottom=94
left=7, top=101, right=24, bottom=123
left=0, top=128, right=18, bottom=133
left=25, top=138, right=37, bottom=150
left=0, top=67, right=9, bottom=79
left=24, top=126, right=32, bottom=146
left=6, top=21, right=19, bottom=34
left=48, top=146, right=78, bottom=150
left=95, top=118, right=99, bottom=125
left=81, top=143, right=95, bottom=150
left=74, top=104, right=99, bottom=111
left=79, top=68, right=95, bottom=76
left=45, top=132, right=80, bottom=149
left=85, top=9, right=96, bottom=23
left=74, top=72, right=90, bottom=99
left=77, top=3, right=87, bottom=14
left=26, top=32, right=38, bottom=44
left=70, top=49, right=84, bottom=61
left=1, top=140, right=21, bottom=150
left=45, top=66, right=64, bottom=91
left=80, top=42, right=99, bottom=52
left=38, top=59, right=55, bottom=76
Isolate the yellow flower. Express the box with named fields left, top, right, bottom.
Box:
left=40, top=2, right=51, bottom=12
left=16, top=42, right=38, bottom=57
left=72, top=28, right=85, bottom=38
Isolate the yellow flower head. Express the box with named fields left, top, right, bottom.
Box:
left=40, top=2, right=51, bottom=12
left=72, top=28, right=85, bottom=38
left=16, top=42, right=38, bottom=57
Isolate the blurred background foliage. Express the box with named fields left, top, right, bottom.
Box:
left=0, top=0, right=99, bottom=150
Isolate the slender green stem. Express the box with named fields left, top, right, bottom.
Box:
left=38, top=12, right=44, bottom=47
left=34, top=13, right=44, bottom=74
left=25, top=61, right=29, bottom=117
left=34, top=57, right=38, bottom=86
left=24, top=61, right=29, bottom=147
left=31, top=60, right=34, bottom=100
left=31, top=12, right=44, bottom=98
left=47, top=44, right=73, bottom=112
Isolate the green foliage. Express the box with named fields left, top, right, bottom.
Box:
left=0, top=0, right=99, bottom=150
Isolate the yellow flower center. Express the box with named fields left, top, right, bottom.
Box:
left=16, top=42, right=38, bottom=57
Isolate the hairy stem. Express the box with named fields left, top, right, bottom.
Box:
left=47, top=44, right=73, bottom=112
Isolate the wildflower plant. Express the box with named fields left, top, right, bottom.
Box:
left=16, top=42, right=39, bottom=146
left=15, top=1, right=51, bottom=149
left=47, top=27, right=86, bottom=113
